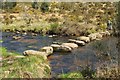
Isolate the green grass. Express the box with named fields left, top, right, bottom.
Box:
left=0, top=47, right=51, bottom=78
left=59, top=72, right=84, bottom=78
left=1, top=20, right=54, bottom=34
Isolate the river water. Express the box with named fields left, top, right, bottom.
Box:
left=1, top=32, right=119, bottom=77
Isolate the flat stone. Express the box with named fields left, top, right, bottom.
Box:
left=60, top=45, right=72, bottom=52
left=40, top=46, right=53, bottom=55
left=76, top=36, right=90, bottom=43
left=68, top=39, right=85, bottom=46
left=51, top=44, right=61, bottom=48
left=51, top=44, right=72, bottom=52
left=23, top=50, right=47, bottom=60
left=62, top=43, right=78, bottom=49
left=13, top=36, right=21, bottom=40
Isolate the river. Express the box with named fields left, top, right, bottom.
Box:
left=1, top=32, right=119, bottom=77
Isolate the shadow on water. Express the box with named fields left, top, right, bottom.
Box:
left=2, top=32, right=119, bottom=77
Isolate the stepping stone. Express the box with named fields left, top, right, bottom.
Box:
left=68, top=39, right=85, bottom=46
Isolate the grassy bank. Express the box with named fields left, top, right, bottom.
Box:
left=0, top=2, right=117, bottom=36
left=0, top=47, right=51, bottom=78
left=0, top=18, right=108, bottom=36
left=58, top=66, right=96, bottom=79
left=58, top=66, right=119, bottom=79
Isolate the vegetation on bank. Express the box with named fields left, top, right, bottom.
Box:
left=0, top=2, right=117, bottom=36
left=59, top=72, right=84, bottom=78
left=58, top=66, right=96, bottom=79
left=0, top=47, right=51, bottom=78
left=58, top=65, right=119, bottom=79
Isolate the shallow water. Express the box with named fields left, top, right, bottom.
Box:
left=1, top=32, right=119, bottom=77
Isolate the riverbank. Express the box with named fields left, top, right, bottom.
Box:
left=0, top=2, right=117, bottom=36
left=0, top=47, right=51, bottom=78
left=1, top=15, right=99, bottom=36
left=1, top=46, right=119, bottom=79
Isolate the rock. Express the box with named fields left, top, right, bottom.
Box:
left=50, top=44, right=72, bottom=52
left=60, top=45, right=72, bottom=52
left=95, top=33, right=103, bottom=40
left=22, top=32, right=27, bottom=36
left=68, top=39, right=85, bottom=46
left=75, top=40, right=85, bottom=46
left=13, top=36, right=21, bottom=40
left=88, top=33, right=102, bottom=41
left=16, top=31, right=20, bottom=34
left=105, top=31, right=111, bottom=36
left=32, top=33, right=37, bottom=36
left=76, top=36, right=90, bottom=43
left=48, top=35, right=57, bottom=38
left=99, top=31, right=111, bottom=37
left=40, top=46, right=53, bottom=55
left=88, top=33, right=96, bottom=41
left=51, top=44, right=61, bottom=50
left=23, top=50, right=47, bottom=60
left=61, top=43, right=78, bottom=49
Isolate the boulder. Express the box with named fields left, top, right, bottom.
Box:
left=40, top=46, right=53, bottom=55
left=50, top=44, right=72, bottom=52
left=76, top=36, right=90, bottom=43
left=61, top=43, right=78, bottom=49
left=68, top=39, right=85, bottom=46
left=23, top=50, right=47, bottom=60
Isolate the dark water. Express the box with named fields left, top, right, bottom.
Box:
left=1, top=32, right=119, bottom=77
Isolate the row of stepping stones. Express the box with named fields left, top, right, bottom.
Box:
left=23, top=30, right=111, bottom=59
